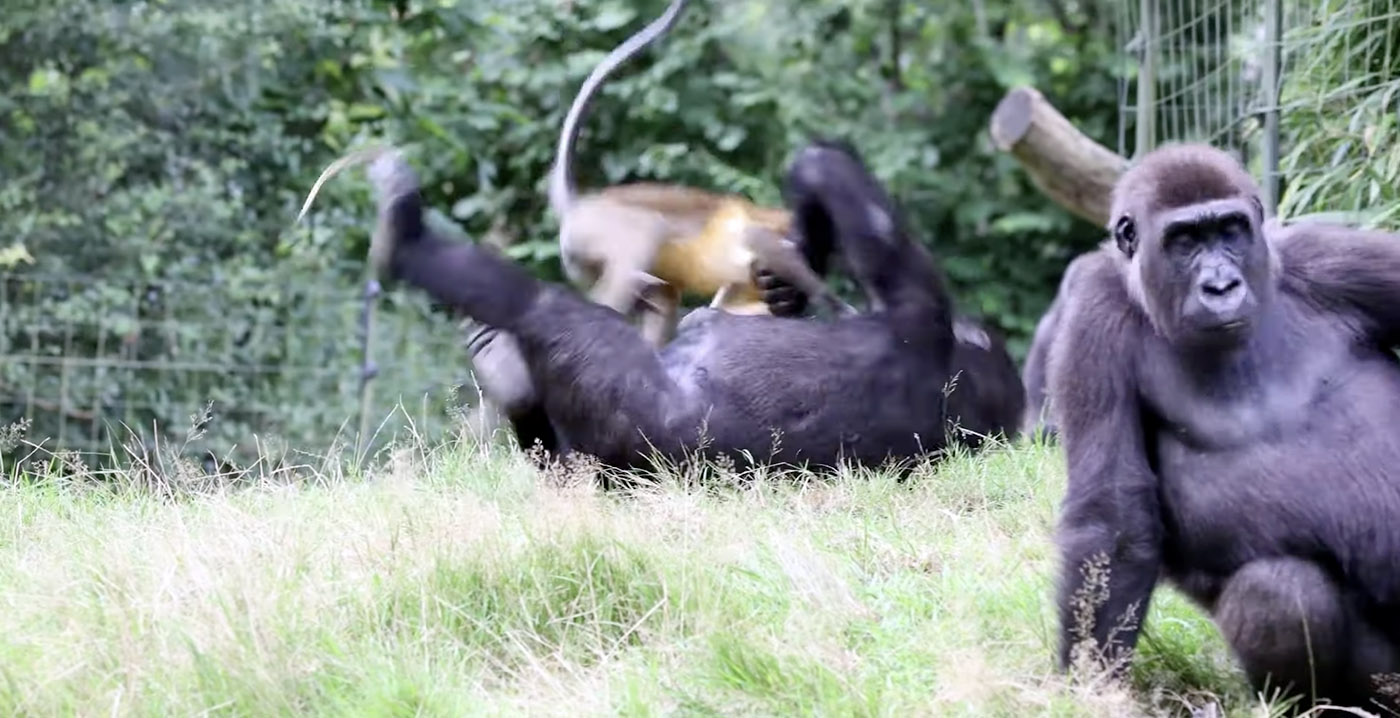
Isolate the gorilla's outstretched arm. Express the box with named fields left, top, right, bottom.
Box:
left=782, top=143, right=951, bottom=332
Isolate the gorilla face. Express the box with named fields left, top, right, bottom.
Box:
left=1117, top=197, right=1272, bottom=349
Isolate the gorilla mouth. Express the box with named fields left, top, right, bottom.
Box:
left=1196, top=318, right=1250, bottom=341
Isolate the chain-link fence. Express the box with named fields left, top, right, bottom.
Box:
left=1115, top=0, right=1400, bottom=225
left=0, top=264, right=472, bottom=471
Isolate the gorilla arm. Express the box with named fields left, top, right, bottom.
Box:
left=1050, top=252, right=1164, bottom=673
left=1022, top=246, right=1111, bottom=437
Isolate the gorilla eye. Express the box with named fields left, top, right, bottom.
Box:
left=1222, top=220, right=1251, bottom=243
left=1164, top=229, right=1194, bottom=251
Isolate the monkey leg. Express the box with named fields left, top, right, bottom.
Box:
left=1213, top=558, right=1397, bottom=709
left=561, top=197, right=666, bottom=315
left=631, top=273, right=681, bottom=347
left=711, top=290, right=771, bottom=315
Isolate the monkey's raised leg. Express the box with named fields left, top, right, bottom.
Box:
left=561, top=197, right=669, bottom=317
left=631, top=273, right=682, bottom=347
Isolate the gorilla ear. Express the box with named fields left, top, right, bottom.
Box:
left=1250, top=194, right=1266, bottom=223
left=1114, top=215, right=1138, bottom=258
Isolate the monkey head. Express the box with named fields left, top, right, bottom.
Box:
left=1108, top=144, right=1276, bottom=348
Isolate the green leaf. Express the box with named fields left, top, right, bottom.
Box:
left=591, top=2, right=638, bottom=31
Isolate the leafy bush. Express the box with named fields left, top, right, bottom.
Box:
left=0, top=0, right=1123, bottom=463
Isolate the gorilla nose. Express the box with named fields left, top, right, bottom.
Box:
left=1198, top=271, right=1245, bottom=314
left=1201, top=276, right=1241, bottom=297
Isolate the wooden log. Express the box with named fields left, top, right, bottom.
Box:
left=989, top=86, right=1129, bottom=227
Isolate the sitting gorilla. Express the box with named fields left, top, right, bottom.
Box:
left=1050, top=143, right=1400, bottom=712
left=365, top=140, right=973, bottom=471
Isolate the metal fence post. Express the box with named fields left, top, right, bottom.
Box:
left=1261, top=0, right=1283, bottom=216
left=1135, top=0, right=1158, bottom=157
left=356, top=278, right=381, bottom=460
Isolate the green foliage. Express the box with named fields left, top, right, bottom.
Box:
left=1276, top=0, right=1400, bottom=227
left=0, top=0, right=1123, bottom=460
left=0, top=0, right=461, bottom=465
left=325, top=0, right=1123, bottom=343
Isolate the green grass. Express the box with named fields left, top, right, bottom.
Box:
left=0, top=435, right=1312, bottom=717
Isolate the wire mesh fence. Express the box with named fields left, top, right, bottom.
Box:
left=0, top=264, right=474, bottom=471
left=1115, top=0, right=1400, bottom=225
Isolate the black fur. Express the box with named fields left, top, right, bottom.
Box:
left=369, top=141, right=961, bottom=471
left=1052, top=143, right=1400, bottom=712
left=1019, top=248, right=1103, bottom=439
left=755, top=173, right=1025, bottom=451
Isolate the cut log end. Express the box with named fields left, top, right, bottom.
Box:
left=989, top=87, right=1037, bottom=150
left=986, top=86, right=1129, bottom=227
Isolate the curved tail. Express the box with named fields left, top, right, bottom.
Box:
left=296, top=144, right=394, bottom=223
left=547, top=0, right=689, bottom=217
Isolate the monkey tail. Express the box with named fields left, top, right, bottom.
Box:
left=547, top=0, right=689, bottom=218
left=296, top=144, right=395, bottom=223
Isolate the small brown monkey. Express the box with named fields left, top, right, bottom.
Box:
left=548, top=0, right=846, bottom=345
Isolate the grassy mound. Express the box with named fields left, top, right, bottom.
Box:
left=0, top=436, right=1297, bottom=716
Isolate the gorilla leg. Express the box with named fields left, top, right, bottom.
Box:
left=784, top=141, right=950, bottom=325
left=1214, top=558, right=1397, bottom=709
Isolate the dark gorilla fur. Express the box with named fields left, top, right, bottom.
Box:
left=753, top=218, right=1024, bottom=451
left=366, top=140, right=965, bottom=471
left=1019, top=249, right=1100, bottom=439
left=1051, top=142, right=1400, bottom=712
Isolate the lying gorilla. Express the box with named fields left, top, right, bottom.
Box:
left=365, top=140, right=982, bottom=471
left=1050, top=143, right=1400, bottom=711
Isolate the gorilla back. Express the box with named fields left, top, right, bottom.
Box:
left=368, top=142, right=956, bottom=470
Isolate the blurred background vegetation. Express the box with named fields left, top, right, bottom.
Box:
left=1, top=0, right=1396, bottom=470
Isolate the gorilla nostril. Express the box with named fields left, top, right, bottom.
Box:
left=1202, top=277, right=1242, bottom=296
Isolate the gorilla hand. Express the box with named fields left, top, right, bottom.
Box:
left=753, top=267, right=809, bottom=317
